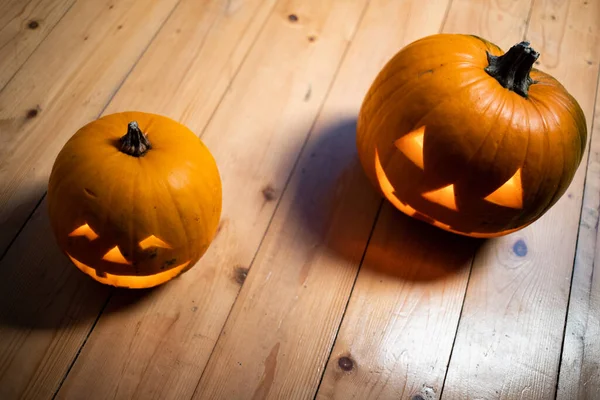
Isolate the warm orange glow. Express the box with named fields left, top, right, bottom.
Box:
left=139, top=235, right=172, bottom=250
left=433, top=220, right=452, bottom=230
left=394, top=126, right=425, bottom=169
left=484, top=168, right=523, bottom=209
left=373, top=148, right=526, bottom=238
left=68, top=223, right=99, bottom=240
left=67, top=254, right=189, bottom=289
left=374, top=149, right=417, bottom=215
left=102, top=246, right=131, bottom=264
left=422, top=184, right=458, bottom=211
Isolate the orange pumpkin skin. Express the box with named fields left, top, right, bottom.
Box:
left=48, top=112, right=222, bottom=288
left=357, top=34, right=587, bottom=238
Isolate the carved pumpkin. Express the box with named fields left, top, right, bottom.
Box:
left=48, top=112, right=222, bottom=288
left=357, top=34, right=587, bottom=238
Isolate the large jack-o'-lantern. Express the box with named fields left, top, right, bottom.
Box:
left=357, top=34, right=587, bottom=238
left=48, top=112, right=222, bottom=288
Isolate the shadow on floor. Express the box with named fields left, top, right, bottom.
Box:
left=0, top=199, right=165, bottom=330
left=287, top=116, right=483, bottom=281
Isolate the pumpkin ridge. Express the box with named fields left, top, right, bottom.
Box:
left=411, top=73, right=492, bottom=129
left=516, top=104, right=532, bottom=216
left=140, top=166, right=162, bottom=263
left=464, top=92, right=515, bottom=227
left=362, top=68, right=422, bottom=122
left=467, top=93, right=515, bottom=222
left=528, top=98, right=560, bottom=212
left=489, top=94, right=517, bottom=167
left=145, top=160, right=185, bottom=252
left=537, top=98, right=571, bottom=209
left=546, top=88, right=587, bottom=158
left=73, top=152, right=111, bottom=247
left=364, top=58, right=481, bottom=112
left=92, top=159, right=122, bottom=269
left=405, top=74, right=502, bottom=194
left=127, top=165, right=138, bottom=270
left=360, top=64, right=415, bottom=108
left=454, top=89, right=510, bottom=194
left=49, top=112, right=222, bottom=288
left=361, top=41, right=484, bottom=106
left=162, top=171, right=192, bottom=267
left=146, top=157, right=193, bottom=272
left=356, top=34, right=586, bottom=237
left=495, top=104, right=533, bottom=229
left=365, top=65, right=489, bottom=148
left=534, top=103, right=550, bottom=210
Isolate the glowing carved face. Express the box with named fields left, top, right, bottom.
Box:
left=374, top=125, right=527, bottom=237
left=65, top=223, right=191, bottom=288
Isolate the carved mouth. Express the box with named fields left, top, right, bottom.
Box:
left=67, top=253, right=190, bottom=289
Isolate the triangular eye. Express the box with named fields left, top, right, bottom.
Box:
left=422, top=184, right=458, bottom=211
left=69, top=223, right=99, bottom=240
left=102, top=246, right=131, bottom=264
left=139, top=235, right=172, bottom=250
left=394, top=126, right=425, bottom=169
left=484, top=168, right=523, bottom=209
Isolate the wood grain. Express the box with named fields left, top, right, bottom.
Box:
left=442, top=0, right=531, bottom=40
left=0, top=0, right=275, bottom=398
left=557, top=46, right=600, bottom=400
left=0, top=0, right=598, bottom=398
left=443, top=0, right=600, bottom=398
left=0, top=204, right=110, bottom=400
left=103, top=0, right=276, bottom=125
left=0, top=0, right=75, bottom=91
left=55, top=0, right=372, bottom=399
left=193, top=0, right=453, bottom=399
left=314, top=1, right=534, bottom=399
left=0, top=0, right=183, bottom=257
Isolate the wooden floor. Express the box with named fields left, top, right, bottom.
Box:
left=0, top=0, right=599, bottom=399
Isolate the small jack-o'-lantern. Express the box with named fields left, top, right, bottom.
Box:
left=48, top=112, right=222, bottom=288
left=357, top=34, right=587, bottom=238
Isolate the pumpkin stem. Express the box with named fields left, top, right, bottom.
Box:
left=119, top=121, right=151, bottom=157
left=484, top=41, right=539, bottom=98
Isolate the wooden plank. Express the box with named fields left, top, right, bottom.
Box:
left=443, top=0, right=600, bottom=398
left=314, top=1, right=535, bottom=399
left=0, top=0, right=182, bottom=257
left=193, top=1, right=454, bottom=399
left=316, top=207, right=474, bottom=400
left=0, top=0, right=276, bottom=398
left=0, top=0, right=75, bottom=90
left=556, top=56, right=600, bottom=400
left=0, top=201, right=109, bottom=400
left=441, top=0, right=531, bottom=39
left=102, top=0, right=275, bottom=123
left=54, top=0, right=372, bottom=399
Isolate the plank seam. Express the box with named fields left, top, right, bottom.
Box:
left=43, top=0, right=189, bottom=395
left=193, top=1, right=278, bottom=140
left=440, top=0, right=454, bottom=32
left=554, top=59, right=600, bottom=399
left=438, top=255, right=475, bottom=399
left=189, top=0, right=376, bottom=396
left=525, top=0, right=537, bottom=39
left=0, top=0, right=77, bottom=94
left=312, top=201, right=384, bottom=400
left=0, top=0, right=278, bottom=264
left=0, top=193, right=46, bottom=264
left=437, top=1, right=537, bottom=397
left=0, top=0, right=189, bottom=266
left=311, top=0, right=456, bottom=394
left=51, top=288, right=114, bottom=400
